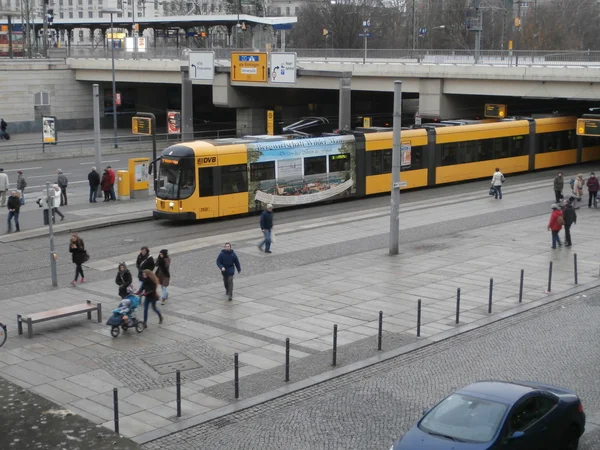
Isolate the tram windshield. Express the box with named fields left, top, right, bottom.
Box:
left=157, top=158, right=195, bottom=200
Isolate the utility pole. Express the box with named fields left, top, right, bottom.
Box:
left=361, top=19, right=370, bottom=64
left=42, top=0, right=49, bottom=57
left=181, top=66, right=194, bottom=141
left=411, top=0, right=417, bottom=50
left=93, top=84, right=102, bottom=174
left=338, top=73, right=351, bottom=132
left=515, top=0, right=522, bottom=65
left=46, top=182, right=58, bottom=287
left=389, top=81, right=402, bottom=256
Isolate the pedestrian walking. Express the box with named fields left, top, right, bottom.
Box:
left=138, top=269, right=163, bottom=328
left=6, top=190, right=20, bottom=233
left=101, top=169, right=112, bottom=202
left=490, top=168, right=505, bottom=200
left=51, top=184, right=65, bottom=221
left=572, top=174, right=584, bottom=208
left=0, top=118, right=8, bottom=140
left=107, top=166, right=116, bottom=201
left=547, top=204, right=564, bottom=249
left=586, top=172, right=599, bottom=208
left=553, top=172, right=564, bottom=203
left=0, top=168, right=9, bottom=207
left=57, top=169, right=68, bottom=206
left=155, top=249, right=171, bottom=305
left=216, top=243, right=241, bottom=301
left=16, top=171, right=26, bottom=206
left=136, top=246, right=155, bottom=292
left=257, top=203, right=274, bottom=253
left=69, top=233, right=87, bottom=285
left=115, top=262, right=133, bottom=299
left=562, top=197, right=577, bottom=247
left=88, top=166, right=100, bottom=203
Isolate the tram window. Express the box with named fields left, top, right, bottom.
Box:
left=329, top=153, right=351, bottom=172
left=304, top=156, right=327, bottom=175
left=409, top=146, right=424, bottom=170
left=539, top=131, right=574, bottom=153
left=221, top=164, right=248, bottom=195
left=250, top=161, right=275, bottom=181
left=199, top=167, right=215, bottom=197
left=440, top=143, right=459, bottom=166
left=462, top=140, right=480, bottom=163
left=510, top=135, right=528, bottom=156
left=583, top=136, right=600, bottom=147
left=494, top=137, right=510, bottom=159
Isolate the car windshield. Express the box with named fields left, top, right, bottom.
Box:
left=419, top=393, right=508, bottom=443
left=157, top=158, right=195, bottom=200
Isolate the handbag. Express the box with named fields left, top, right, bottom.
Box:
left=488, top=187, right=495, bottom=196
left=83, top=252, right=90, bottom=262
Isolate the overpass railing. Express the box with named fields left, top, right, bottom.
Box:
left=50, top=46, right=600, bottom=67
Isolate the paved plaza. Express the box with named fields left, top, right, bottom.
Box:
left=1, top=173, right=600, bottom=444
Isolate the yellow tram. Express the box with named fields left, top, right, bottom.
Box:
left=154, top=116, right=600, bottom=220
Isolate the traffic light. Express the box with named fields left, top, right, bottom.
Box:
left=47, top=9, right=54, bottom=24
left=200, top=31, right=206, bottom=38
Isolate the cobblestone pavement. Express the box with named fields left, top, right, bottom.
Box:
left=142, top=291, right=600, bottom=450
left=0, top=375, right=140, bottom=450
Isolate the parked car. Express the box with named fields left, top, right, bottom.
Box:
left=390, top=380, right=585, bottom=450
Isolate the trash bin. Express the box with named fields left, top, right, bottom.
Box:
left=117, top=170, right=130, bottom=200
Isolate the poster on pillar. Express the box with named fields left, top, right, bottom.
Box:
left=269, top=53, right=297, bottom=84
left=167, top=111, right=181, bottom=134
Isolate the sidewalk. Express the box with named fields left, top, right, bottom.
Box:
left=1, top=175, right=600, bottom=444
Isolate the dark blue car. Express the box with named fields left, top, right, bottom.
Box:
left=390, top=381, right=585, bottom=450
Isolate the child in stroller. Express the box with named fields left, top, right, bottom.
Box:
left=106, top=293, right=145, bottom=337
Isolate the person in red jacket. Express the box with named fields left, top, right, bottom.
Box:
left=586, top=172, right=599, bottom=208
left=107, top=166, right=116, bottom=201
left=547, top=203, right=564, bottom=249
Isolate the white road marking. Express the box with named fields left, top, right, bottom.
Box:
left=26, top=180, right=88, bottom=189
left=4, top=166, right=43, bottom=172
left=26, top=172, right=72, bottom=179
left=79, top=159, right=120, bottom=165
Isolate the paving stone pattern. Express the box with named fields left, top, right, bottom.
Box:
left=142, top=291, right=600, bottom=450
left=1, top=179, right=600, bottom=442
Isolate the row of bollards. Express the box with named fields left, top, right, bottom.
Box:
left=108, top=257, right=584, bottom=415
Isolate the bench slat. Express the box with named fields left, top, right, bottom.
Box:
left=23, top=303, right=98, bottom=323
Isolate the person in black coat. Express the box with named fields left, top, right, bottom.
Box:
left=69, top=233, right=87, bottom=285
left=115, top=262, right=133, bottom=299
left=562, top=197, right=578, bottom=247
left=257, top=203, right=274, bottom=253
left=138, top=269, right=163, bottom=327
left=136, top=246, right=155, bottom=291
left=88, top=167, right=101, bottom=203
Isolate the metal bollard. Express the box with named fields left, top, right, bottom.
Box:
left=176, top=369, right=182, bottom=418
left=574, top=253, right=578, bottom=285
left=377, top=311, right=383, bottom=351
left=547, top=261, right=553, bottom=293
left=417, top=299, right=422, bottom=337
left=455, top=288, right=461, bottom=324
left=332, top=324, right=338, bottom=366
left=285, top=338, right=290, bottom=382
left=488, top=278, right=493, bottom=314
left=234, top=353, right=239, bottom=399
left=518, top=269, right=524, bottom=303
left=113, top=388, right=119, bottom=434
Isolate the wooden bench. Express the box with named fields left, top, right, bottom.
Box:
left=17, top=300, right=102, bottom=339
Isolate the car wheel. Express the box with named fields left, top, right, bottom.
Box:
left=561, top=425, right=580, bottom=450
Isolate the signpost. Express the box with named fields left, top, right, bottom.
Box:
left=188, top=51, right=215, bottom=81
left=231, top=52, right=268, bottom=83
left=485, top=103, right=507, bottom=118
left=269, top=52, right=297, bottom=84
left=267, top=110, right=274, bottom=135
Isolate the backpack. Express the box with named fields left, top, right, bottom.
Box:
left=569, top=178, right=575, bottom=187
left=557, top=215, right=564, bottom=226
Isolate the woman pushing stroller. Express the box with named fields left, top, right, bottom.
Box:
left=137, top=269, right=163, bottom=328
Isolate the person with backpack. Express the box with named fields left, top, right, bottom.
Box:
left=490, top=168, right=505, bottom=200
left=586, top=172, right=599, bottom=208
left=547, top=203, right=564, bottom=249
left=562, top=197, right=577, bottom=248
left=16, top=170, right=26, bottom=205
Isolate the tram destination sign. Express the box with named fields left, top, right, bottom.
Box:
left=484, top=104, right=507, bottom=118
left=577, top=118, right=600, bottom=137
left=132, top=116, right=152, bottom=135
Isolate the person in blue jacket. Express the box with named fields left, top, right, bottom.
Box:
left=216, top=242, right=241, bottom=301
left=258, top=203, right=274, bottom=253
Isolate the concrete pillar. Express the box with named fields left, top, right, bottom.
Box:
left=237, top=108, right=266, bottom=136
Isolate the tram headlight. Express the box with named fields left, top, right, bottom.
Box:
left=169, top=202, right=174, bottom=208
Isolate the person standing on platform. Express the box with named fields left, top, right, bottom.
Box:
left=107, top=166, right=116, bottom=201
left=16, top=171, right=26, bottom=205
left=562, top=197, right=577, bottom=248
left=572, top=174, right=584, bottom=208
left=0, top=168, right=9, bottom=207
left=490, top=168, right=505, bottom=200
left=88, top=167, right=100, bottom=203
left=547, top=204, right=564, bottom=249
left=553, top=172, right=564, bottom=203
left=101, top=169, right=112, bottom=202
left=57, top=169, right=68, bottom=206
left=586, top=172, right=599, bottom=208
left=258, top=203, right=274, bottom=253
left=6, top=190, right=20, bottom=233
left=51, top=184, right=65, bottom=221
left=216, top=243, right=241, bottom=301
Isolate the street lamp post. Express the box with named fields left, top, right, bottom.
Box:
left=101, top=8, right=121, bottom=149
left=429, top=25, right=445, bottom=50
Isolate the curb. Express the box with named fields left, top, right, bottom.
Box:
left=0, top=147, right=153, bottom=165
left=132, top=277, right=600, bottom=444
left=0, top=213, right=154, bottom=243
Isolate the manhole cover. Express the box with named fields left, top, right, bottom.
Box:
left=142, top=352, right=202, bottom=375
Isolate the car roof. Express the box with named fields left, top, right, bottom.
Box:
left=457, top=381, right=535, bottom=405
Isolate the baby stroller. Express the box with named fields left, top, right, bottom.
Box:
left=106, top=294, right=145, bottom=337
